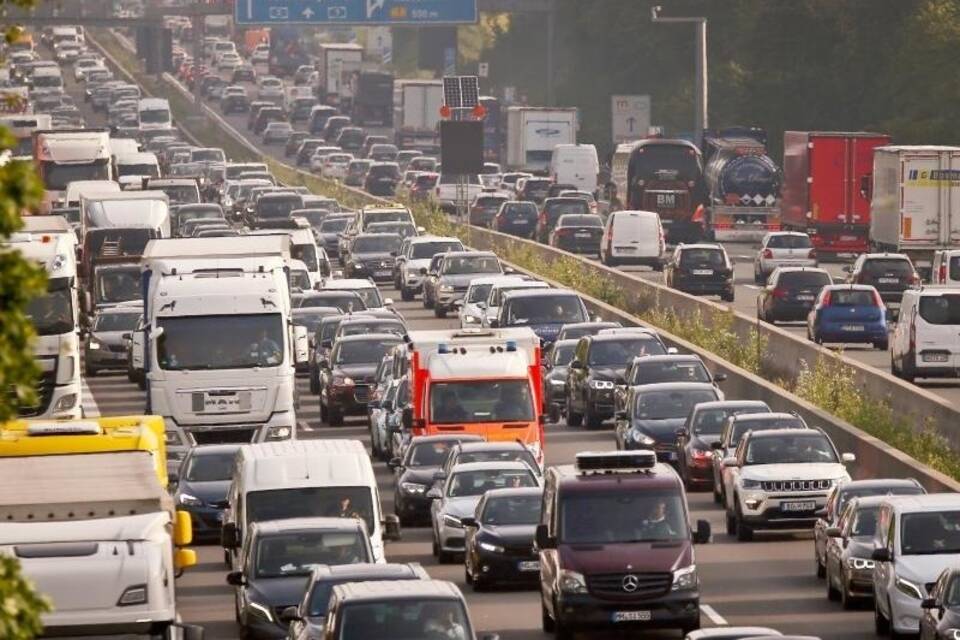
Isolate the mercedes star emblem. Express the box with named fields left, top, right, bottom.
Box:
left=621, top=574, right=640, bottom=592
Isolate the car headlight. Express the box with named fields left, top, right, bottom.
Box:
left=741, top=478, right=762, bottom=490
left=463, top=315, right=479, bottom=324
left=265, top=425, right=292, bottom=441
left=672, top=564, right=698, bottom=591
left=589, top=379, right=615, bottom=390
left=248, top=600, right=274, bottom=622
left=443, top=514, right=463, bottom=529
left=178, top=493, right=203, bottom=507
left=117, top=584, right=148, bottom=606
left=400, top=482, right=427, bottom=495
left=631, top=431, right=656, bottom=447
left=946, top=630, right=960, bottom=640
left=407, top=268, right=420, bottom=276
left=548, top=379, right=565, bottom=387
left=333, top=375, right=355, bottom=386
left=88, top=339, right=102, bottom=350
left=53, top=393, right=77, bottom=412
left=558, top=570, right=587, bottom=594
left=846, top=557, right=875, bottom=571
left=439, top=284, right=454, bottom=292
left=895, top=576, right=923, bottom=600
left=478, top=541, right=504, bottom=554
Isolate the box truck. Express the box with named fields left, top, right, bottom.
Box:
left=317, top=43, right=363, bottom=107
left=393, top=79, right=443, bottom=153
left=506, top=107, right=577, bottom=173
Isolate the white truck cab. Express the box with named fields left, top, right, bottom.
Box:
left=141, top=237, right=308, bottom=466
left=4, top=227, right=82, bottom=419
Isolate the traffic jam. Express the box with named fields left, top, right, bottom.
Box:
left=3, top=7, right=960, bottom=640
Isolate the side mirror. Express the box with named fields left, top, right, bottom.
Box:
left=383, top=514, right=402, bottom=541
left=387, top=456, right=402, bottom=470
left=615, top=376, right=627, bottom=386
left=488, top=319, right=500, bottom=328
left=614, top=410, right=628, bottom=421
left=503, top=267, right=515, bottom=274
left=872, top=548, right=892, bottom=563
left=221, top=522, right=240, bottom=549
left=383, top=298, right=394, bottom=307
left=174, top=510, right=193, bottom=546
left=121, top=332, right=132, bottom=340
left=841, top=452, right=856, bottom=464
left=569, top=360, right=583, bottom=370
left=419, top=267, right=428, bottom=275
left=476, top=301, right=486, bottom=309
left=721, top=457, right=738, bottom=468
left=426, top=487, right=442, bottom=500
left=826, top=526, right=842, bottom=538
left=713, top=372, right=727, bottom=383
left=460, top=516, right=478, bottom=528
left=710, top=441, right=723, bottom=450
left=280, top=606, right=301, bottom=622
left=226, top=571, right=245, bottom=586
left=535, top=523, right=555, bottom=550
left=693, top=519, right=711, bottom=544
left=675, top=428, right=689, bottom=438
left=432, top=470, right=447, bottom=482
left=402, top=406, right=413, bottom=430
left=921, top=597, right=937, bottom=610
left=666, top=347, right=679, bottom=355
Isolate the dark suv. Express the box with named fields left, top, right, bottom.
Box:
left=344, top=233, right=402, bottom=281
left=363, top=162, right=401, bottom=197
left=494, top=200, right=538, bottom=238
left=665, top=243, right=735, bottom=302
left=845, top=252, right=919, bottom=309
left=757, top=267, right=832, bottom=323
left=536, top=451, right=710, bottom=637
left=536, top=197, right=590, bottom=243
left=318, top=333, right=403, bottom=426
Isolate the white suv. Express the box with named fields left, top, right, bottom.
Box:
left=753, top=231, right=818, bottom=284
left=891, top=286, right=960, bottom=382
left=722, top=428, right=854, bottom=541
left=873, top=494, right=960, bottom=637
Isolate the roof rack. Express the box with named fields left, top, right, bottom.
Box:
left=575, top=450, right=656, bottom=475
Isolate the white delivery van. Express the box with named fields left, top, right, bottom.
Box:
left=891, top=286, right=960, bottom=382
left=114, top=151, right=161, bottom=179
left=221, top=439, right=400, bottom=566
left=550, top=143, right=599, bottom=193
left=138, top=98, right=173, bottom=131
left=931, top=249, right=960, bottom=286
left=600, top=209, right=665, bottom=269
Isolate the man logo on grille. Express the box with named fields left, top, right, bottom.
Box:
left=622, top=574, right=640, bottom=592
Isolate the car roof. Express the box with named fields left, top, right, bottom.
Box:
left=323, top=279, right=377, bottom=289
left=310, top=562, right=424, bottom=583
left=334, top=332, right=403, bottom=344
left=774, top=267, right=830, bottom=275
left=503, top=288, right=579, bottom=300
left=880, top=493, right=960, bottom=513
left=678, top=243, right=724, bottom=251
left=693, top=400, right=769, bottom=411
left=455, top=441, right=530, bottom=454
left=409, top=434, right=485, bottom=445
left=482, top=486, right=543, bottom=500
left=822, top=284, right=877, bottom=291
left=745, top=427, right=823, bottom=440
left=333, top=579, right=462, bottom=603
left=730, top=412, right=803, bottom=423
left=629, top=353, right=702, bottom=363
left=838, top=478, right=922, bottom=492
left=250, top=517, right=365, bottom=536
left=631, top=382, right=719, bottom=392
left=408, top=235, right=460, bottom=244
left=449, top=460, right=536, bottom=474
left=441, top=250, right=497, bottom=259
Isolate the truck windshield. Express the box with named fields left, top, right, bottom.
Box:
left=246, top=486, right=375, bottom=534
left=41, top=158, right=110, bottom=190
left=94, top=267, right=140, bottom=304
left=560, top=491, right=688, bottom=544
left=339, top=600, right=470, bottom=640
left=631, top=145, right=702, bottom=182
left=157, top=313, right=284, bottom=370
left=254, top=531, right=369, bottom=578
left=590, top=338, right=666, bottom=366
left=26, top=282, right=73, bottom=336
left=430, top=380, right=535, bottom=424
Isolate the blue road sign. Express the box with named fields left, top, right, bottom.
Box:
left=236, top=0, right=478, bottom=25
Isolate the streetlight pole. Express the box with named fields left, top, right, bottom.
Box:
left=651, top=5, right=708, bottom=147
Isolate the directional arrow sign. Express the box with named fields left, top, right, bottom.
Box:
left=611, top=95, right=651, bottom=146
left=237, top=0, right=478, bottom=25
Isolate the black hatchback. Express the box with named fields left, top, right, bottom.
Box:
left=493, top=201, right=538, bottom=238
left=364, top=163, right=400, bottom=196
left=549, top=214, right=604, bottom=255
left=757, top=267, right=832, bottom=323
left=665, top=243, right=735, bottom=302
left=846, top=252, right=919, bottom=309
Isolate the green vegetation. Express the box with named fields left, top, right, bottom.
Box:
left=0, top=556, right=50, bottom=640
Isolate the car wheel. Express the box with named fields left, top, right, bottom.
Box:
left=721, top=290, right=735, bottom=303
left=840, top=574, right=856, bottom=610
left=548, top=403, right=561, bottom=424
left=712, top=481, right=722, bottom=504
left=584, top=407, right=603, bottom=430
left=826, top=567, right=840, bottom=601
left=431, top=535, right=439, bottom=558
left=327, top=407, right=344, bottom=427
left=874, top=597, right=891, bottom=635
left=754, top=267, right=764, bottom=285
left=735, top=503, right=753, bottom=541
left=725, top=509, right=736, bottom=536
left=464, top=562, right=473, bottom=586
left=602, top=254, right=616, bottom=268
left=567, top=408, right=583, bottom=427
left=309, top=368, right=320, bottom=395
left=875, top=339, right=889, bottom=351
left=400, top=286, right=413, bottom=301
left=541, top=599, right=555, bottom=633
left=816, top=553, right=826, bottom=578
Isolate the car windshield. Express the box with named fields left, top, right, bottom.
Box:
left=408, top=440, right=457, bottom=467
left=258, top=197, right=300, bottom=219
left=457, top=449, right=538, bottom=472
left=863, top=259, right=912, bottom=276
left=633, top=389, right=718, bottom=420
left=412, top=241, right=461, bottom=260
left=157, top=313, right=284, bottom=370
left=466, top=284, right=494, bottom=304
left=837, top=486, right=924, bottom=520
left=441, top=256, right=500, bottom=275
left=830, top=289, right=876, bottom=306
left=560, top=491, right=687, bottom=544
left=919, top=295, right=960, bottom=325
left=95, top=268, right=141, bottom=304
left=849, top=506, right=879, bottom=537
left=430, top=380, right=535, bottom=424
left=184, top=450, right=235, bottom=482
left=744, top=433, right=838, bottom=465
left=692, top=406, right=766, bottom=436
left=320, top=218, right=350, bottom=232
left=300, top=294, right=365, bottom=312
left=506, top=296, right=586, bottom=325
left=589, top=338, right=665, bottom=366
left=482, top=494, right=541, bottom=525
left=246, top=486, right=375, bottom=533
left=25, top=283, right=73, bottom=335
left=339, top=600, right=470, bottom=640
left=334, top=339, right=400, bottom=365
left=93, top=312, right=139, bottom=332
left=254, top=531, right=369, bottom=578
left=680, top=249, right=725, bottom=267
left=629, top=359, right=709, bottom=384
left=730, top=418, right=805, bottom=446
left=447, top=468, right=537, bottom=497
left=339, top=322, right=404, bottom=338
left=901, top=511, right=960, bottom=555
left=767, top=234, right=812, bottom=249
left=552, top=343, right=576, bottom=366
left=353, top=236, right=401, bottom=253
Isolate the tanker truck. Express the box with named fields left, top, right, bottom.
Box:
left=702, top=127, right=781, bottom=242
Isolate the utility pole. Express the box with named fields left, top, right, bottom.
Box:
left=651, top=5, right=708, bottom=146
left=545, top=0, right=555, bottom=106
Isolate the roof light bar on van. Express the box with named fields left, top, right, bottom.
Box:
left=26, top=421, right=103, bottom=436
left=575, top=450, right=657, bottom=474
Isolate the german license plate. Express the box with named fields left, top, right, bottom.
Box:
left=612, top=610, right=651, bottom=623
left=797, top=295, right=815, bottom=301
left=692, top=269, right=713, bottom=276
left=841, top=324, right=864, bottom=332
left=781, top=500, right=817, bottom=512
left=512, top=219, right=526, bottom=225
left=923, top=353, right=950, bottom=363
left=878, top=277, right=899, bottom=284
left=200, top=392, right=248, bottom=413
left=517, top=560, right=540, bottom=572
left=575, top=232, right=592, bottom=238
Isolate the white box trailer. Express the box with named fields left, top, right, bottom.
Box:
left=394, top=79, right=442, bottom=152
left=871, top=145, right=960, bottom=272
left=317, top=43, right=362, bottom=106
left=506, top=107, right=578, bottom=172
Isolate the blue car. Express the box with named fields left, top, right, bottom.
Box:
left=807, top=284, right=889, bottom=349
left=172, top=444, right=242, bottom=541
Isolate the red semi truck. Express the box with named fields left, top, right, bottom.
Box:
left=781, top=131, right=891, bottom=255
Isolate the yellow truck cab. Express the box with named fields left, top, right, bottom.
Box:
left=0, top=415, right=170, bottom=486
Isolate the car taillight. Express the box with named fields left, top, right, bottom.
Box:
left=821, top=291, right=832, bottom=306
left=910, top=318, right=916, bottom=351
left=939, top=263, right=947, bottom=283
left=772, top=287, right=787, bottom=299
left=762, top=249, right=773, bottom=259
left=873, top=289, right=884, bottom=307
left=808, top=248, right=817, bottom=260
left=910, top=273, right=921, bottom=286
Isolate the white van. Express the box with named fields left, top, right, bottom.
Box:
left=890, top=286, right=960, bottom=381
left=115, top=152, right=160, bottom=179
left=221, top=440, right=400, bottom=566
left=138, top=98, right=172, bottom=131
left=550, top=143, right=599, bottom=193
left=600, top=209, right=665, bottom=269
left=247, top=226, right=324, bottom=286
left=31, top=65, right=63, bottom=91
left=931, top=249, right=960, bottom=286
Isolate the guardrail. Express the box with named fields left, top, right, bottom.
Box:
left=86, top=29, right=960, bottom=492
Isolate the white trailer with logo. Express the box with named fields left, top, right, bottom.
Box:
left=506, top=107, right=577, bottom=173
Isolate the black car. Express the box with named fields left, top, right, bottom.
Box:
left=439, top=441, right=542, bottom=481
left=295, top=138, right=327, bottom=167
left=674, top=400, right=769, bottom=491
left=335, top=126, right=366, bottom=154
left=613, top=353, right=717, bottom=415
left=363, top=162, right=401, bottom=197
left=536, top=197, right=589, bottom=243
left=543, top=339, right=578, bottom=423
left=253, top=106, right=285, bottom=134
left=845, top=252, right=919, bottom=309
left=321, top=115, right=351, bottom=143
left=173, top=444, right=242, bottom=541
left=463, top=487, right=544, bottom=591
left=549, top=213, right=604, bottom=255
left=344, top=160, right=372, bottom=187
left=284, top=132, right=309, bottom=158
left=757, top=267, right=832, bottom=323
left=920, top=567, right=960, bottom=638
left=389, top=435, right=484, bottom=525
left=518, top=177, right=552, bottom=205
left=232, top=64, right=256, bottom=83
left=318, top=333, right=403, bottom=426
left=344, top=233, right=402, bottom=281
left=824, top=496, right=886, bottom=608
left=220, top=88, right=249, bottom=114
left=566, top=331, right=669, bottom=429
left=493, top=201, right=538, bottom=239
left=665, top=243, right=735, bottom=302
left=316, top=214, right=353, bottom=255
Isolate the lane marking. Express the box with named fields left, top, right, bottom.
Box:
left=80, top=377, right=101, bottom=418
left=700, top=604, right=727, bottom=626
left=743, top=284, right=759, bottom=291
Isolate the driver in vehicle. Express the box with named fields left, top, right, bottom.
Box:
left=422, top=604, right=466, bottom=640
left=251, top=328, right=282, bottom=365
left=434, top=388, right=469, bottom=423
left=642, top=499, right=678, bottom=539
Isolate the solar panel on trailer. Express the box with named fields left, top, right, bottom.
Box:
left=459, top=77, right=479, bottom=108
left=443, top=77, right=462, bottom=108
